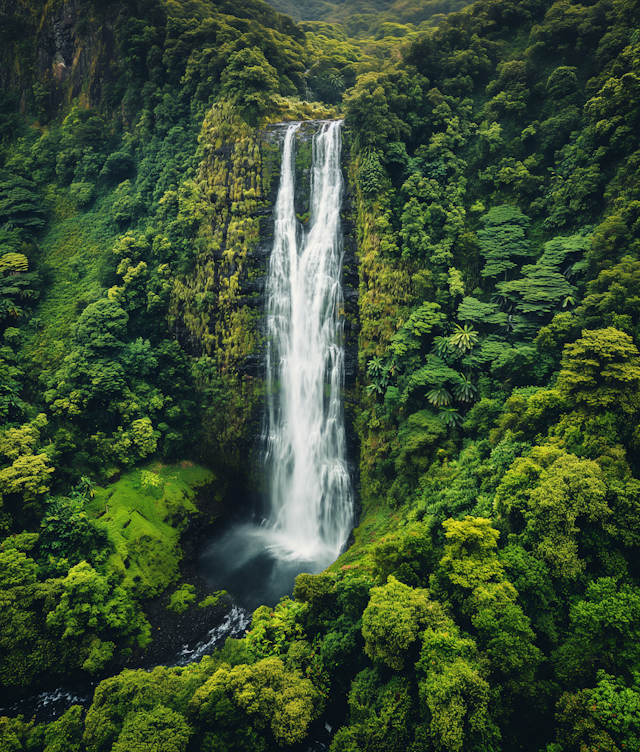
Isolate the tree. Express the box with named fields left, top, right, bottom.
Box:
left=437, top=517, right=542, bottom=690
left=439, top=517, right=503, bottom=593
left=41, top=705, right=84, bottom=752
left=389, top=302, right=445, bottom=359
left=497, top=264, right=575, bottom=319
left=553, top=672, right=640, bottom=752
left=344, top=70, right=412, bottom=149
left=495, top=234, right=588, bottom=321
left=221, top=47, right=280, bottom=125
left=111, top=706, right=192, bottom=752
left=0, top=548, right=44, bottom=688
left=394, top=410, right=447, bottom=477
left=332, top=670, right=416, bottom=752
left=83, top=666, right=191, bottom=752
left=39, top=495, right=109, bottom=571
left=191, top=657, right=323, bottom=746
left=557, top=327, right=640, bottom=414
left=526, top=451, right=609, bottom=580
left=477, top=205, right=531, bottom=280
left=579, top=255, right=640, bottom=338
left=0, top=170, right=45, bottom=232
left=449, top=324, right=479, bottom=352
left=417, top=627, right=494, bottom=752
left=495, top=447, right=610, bottom=580
left=457, top=296, right=508, bottom=330
left=362, top=576, right=447, bottom=670
left=0, top=414, right=54, bottom=529
left=46, top=562, right=149, bottom=672
left=554, top=578, right=640, bottom=683
left=0, top=251, right=40, bottom=322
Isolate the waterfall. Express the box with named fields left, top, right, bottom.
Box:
left=198, top=120, right=353, bottom=610
left=264, top=120, right=353, bottom=564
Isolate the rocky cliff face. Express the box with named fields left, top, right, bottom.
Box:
left=167, top=110, right=359, bottom=496
left=0, top=0, right=123, bottom=116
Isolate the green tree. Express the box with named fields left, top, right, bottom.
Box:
left=0, top=414, right=54, bottom=529
left=449, top=324, right=479, bottom=352
left=0, top=170, right=45, bottom=232
left=0, top=548, right=47, bottom=689
left=557, top=327, right=640, bottom=414
left=111, top=706, right=192, bottom=752
left=579, top=256, right=640, bottom=339
left=417, top=626, right=494, bottom=752
left=495, top=447, right=610, bottom=580
left=477, top=205, right=531, bottom=280
left=191, top=657, right=323, bottom=746
left=554, top=578, right=640, bottom=683
left=41, top=705, right=84, bottom=752
left=362, top=576, right=447, bottom=670
left=437, top=517, right=542, bottom=689
left=46, top=562, right=150, bottom=672
left=439, top=516, right=504, bottom=593
left=221, top=47, right=280, bottom=125
left=331, top=670, right=416, bottom=752
left=39, top=495, right=109, bottom=571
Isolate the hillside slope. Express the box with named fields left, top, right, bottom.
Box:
left=267, top=0, right=470, bottom=35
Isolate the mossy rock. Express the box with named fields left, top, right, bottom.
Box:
left=167, top=584, right=197, bottom=613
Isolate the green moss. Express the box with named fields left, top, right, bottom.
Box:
left=167, top=584, right=196, bottom=613
left=295, top=140, right=313, bottom=172
left=87, top=462, right=216, bottom=598
left=260, top=140, right=282, bottom=196
left=199, top=591, right=226, bottom=608
left=326, top=501, right=402, bottom=576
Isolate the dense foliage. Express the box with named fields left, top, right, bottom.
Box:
left=1, top=0, right=640, bottom=749
left=269, top=0, right=471, bottom=38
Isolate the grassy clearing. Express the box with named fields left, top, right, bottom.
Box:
left=87, top=461, right=216, bottom=598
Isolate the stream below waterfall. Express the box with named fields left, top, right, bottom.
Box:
left=2, top=122, right=351, bottom=749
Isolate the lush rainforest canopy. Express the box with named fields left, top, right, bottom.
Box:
left=1, top=0, right=640, bottom=749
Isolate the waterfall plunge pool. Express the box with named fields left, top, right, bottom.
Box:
left=198, top=518, right=347, bottom=612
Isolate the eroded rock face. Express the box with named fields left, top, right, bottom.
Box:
left=1, top=0, right=122, bottom=115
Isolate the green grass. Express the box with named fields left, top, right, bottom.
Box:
left=87, top=461, right=216, bottom=598
left=23, top=186, right=119, bottom=372
left=327, top=501, right=403, bottom=575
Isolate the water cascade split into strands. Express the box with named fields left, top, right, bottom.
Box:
left=199, top=121, right=353, bottom=610
left=264, top=120, right=353, bottom=565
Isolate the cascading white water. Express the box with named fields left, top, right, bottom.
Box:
left=264, top=120, right=353, bottom=564
left=198, top=120, right=353, bottom=610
